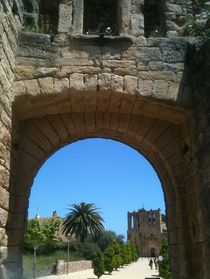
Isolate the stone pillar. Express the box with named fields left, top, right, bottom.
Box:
left=72, top=0, right=84, bottom=34
left=128, top=212, right=131, bottom=230
left=134, top=214, right=138, bottom=230
left=130, top=0, right=144, bottom=36
left=119, top=0, right=131, bottom=35
left=58, top=1, right=73, bottom=33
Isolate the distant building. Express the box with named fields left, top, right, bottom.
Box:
left=127, top=208, right=167, bottom=257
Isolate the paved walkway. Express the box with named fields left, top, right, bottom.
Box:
left=38, top=258, right=159, bottom=279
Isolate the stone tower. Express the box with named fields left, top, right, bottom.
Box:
left=128, top=209, right=167, bottom=257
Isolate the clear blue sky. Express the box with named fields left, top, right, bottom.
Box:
left=29, top=138, right=165, bottom=238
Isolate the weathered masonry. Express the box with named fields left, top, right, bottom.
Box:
left=1, top=0, right=210, bottom=278
left=128, top=208, right=167, bottom=257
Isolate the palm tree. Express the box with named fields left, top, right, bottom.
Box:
left=62, top=202, right=104, bottom=242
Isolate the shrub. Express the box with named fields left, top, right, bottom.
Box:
left=158, top=239, right=171, bottom=279
left=104, top=245, right=115, bottom=274
left=93, top=252, right=105, bottom=279
left=81, top=241, right=101, bottom=260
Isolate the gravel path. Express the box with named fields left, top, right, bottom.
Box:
left=38, top=258, right=159, bottom=279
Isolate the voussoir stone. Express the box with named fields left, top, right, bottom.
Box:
left=111, top=74, right=124, bottom=92
left=70, top=73, right=84, bottom=90
left=124, top=75, right=138, bottom=95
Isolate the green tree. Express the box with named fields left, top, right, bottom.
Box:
left=158, top=239, right=171, bottom=279
left=111, top=241, right=123, bottom=270
left=93, top=252, right=105, bottom=279
left=24, top=219, right=47, bottom=252
left=24, top=218, right=61, bottom=253
left=62, top=202, right=104, bottom=242
left=130, top=243, right=139, bottom=262
left=124, top=243, right=132, bottom=264
left=89, top=230, right=124, bottom=252
left=81, top=241, right=101, bottom=260
left=24, top=218, right=61, bottom=279
left=104, top=245, right=115, bottom=274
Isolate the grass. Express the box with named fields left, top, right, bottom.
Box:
left=23, top=251, right=82, bottom=279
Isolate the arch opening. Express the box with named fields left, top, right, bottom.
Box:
left=4, top=91, right=204, bottom=279
left=24, top=137, right=166, bottom=277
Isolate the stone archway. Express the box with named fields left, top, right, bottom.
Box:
left=1, top=1, right=209, bottom=276
left=2, top=88, right=203, bottom=279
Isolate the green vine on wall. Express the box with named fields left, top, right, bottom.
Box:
left=183, top=4, right=210, bottom=38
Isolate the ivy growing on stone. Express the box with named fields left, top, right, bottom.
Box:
left=183, top=3, right=210, bottom=38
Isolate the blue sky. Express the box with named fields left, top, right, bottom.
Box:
left=29, top=138, right=165, bottom=238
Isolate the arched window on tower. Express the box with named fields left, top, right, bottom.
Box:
left=148, top=214, right=151, bottom=225
left=131, top=215, right=134, bottom=229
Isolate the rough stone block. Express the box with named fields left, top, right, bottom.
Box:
left=37, top=67, right=57, bottom=76
left=153, top=80, right=169, bottom=98
left=111, top=75, right=123, bottom=92
left=39, top=77, right=54, bottom=94
left=124, top=76, right=138, bottom=95
left=98, top=73, right=111, bottom=90
left=0, top=229, right=7, bottom=247
left=0, top=247, right=7, bottom=264
left=13, top=81, right=26, bottom=96
left=0, top=65, right=11, bottom=91
left=131, top=14, right=144, bottom=36
left=0, top=143, right=10, bottom=171
left=0, top=124, right=11, bottom=149
left=58, top=4, right=73, bottom=33
left=15, top=65, right=37, bottom=80
left=84, top=74, right=98, bottom=91
left=0, top=208, right=8, bottom=227
left=0, top=166, right=9, bottom=189
left=58, top=66, right=100, bottom=76
left=2, top=33, right=16, bottom=70
left=54, top=78, right=70, bottom=94
left=168, top=82, right=180, bottom=100
left=24, top=79, right=40, bottom=95
left=138, top=79, right=153, bottom=96
left=70, top=73, right=84, bottom=90
left=139, top=71, right=176, bottom=81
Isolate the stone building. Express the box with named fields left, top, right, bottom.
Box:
left=128, top=208, right=167, bottom=257
left=1, top=0, right=210, bottom=278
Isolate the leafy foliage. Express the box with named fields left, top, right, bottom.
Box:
left=93, top=252, right=105, bottom=279
left=89, top=230, right=124, bottom=252
left=183, top=4, right=210, bottom=38
left=104, top=245, right=115, bottom=274
left=24, top=218, right=62, bottom=253
left=80, top=241, right=102, bottom=260
left=62, top=202, right=104, bottom=242
left=158, top=239, right=171, bottom=279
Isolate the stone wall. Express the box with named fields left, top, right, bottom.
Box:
left=21, top=0, right=195, bottom=37
left=1, top=0, right=210, bottom=279
left=0, top=0, right=23, bottom=278
left=128, top=209, right=166, bottom=257
left=8, top=13, right=200, bottom=279
left=187, top=40, right=210, bottom=279
left=14, top=31, right=198, bottom=109
left=56, top=260, right=92, bottom=275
